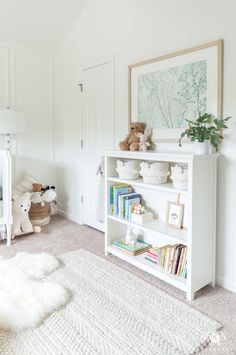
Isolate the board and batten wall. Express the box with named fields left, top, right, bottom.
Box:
left=0, top=46, right=55, bottom=185
left=54, top=0, right=236, bottom=292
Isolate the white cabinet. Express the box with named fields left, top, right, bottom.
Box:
left=105, top=150, right=218, bottom=301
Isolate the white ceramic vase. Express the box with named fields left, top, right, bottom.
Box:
left=193, top=141, right=210, bottom=155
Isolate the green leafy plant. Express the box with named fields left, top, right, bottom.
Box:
left=179, top=113, right=231, bottom=151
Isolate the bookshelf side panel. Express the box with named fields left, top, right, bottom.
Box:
left=191, top=157, right=217, bottom=292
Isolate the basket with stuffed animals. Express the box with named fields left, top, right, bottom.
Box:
left=29, top=183, right=57, bottom=226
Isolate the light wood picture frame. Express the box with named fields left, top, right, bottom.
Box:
left=166, top=201, right=184, bottom=229
left=128, top=40, right=223, bottom=142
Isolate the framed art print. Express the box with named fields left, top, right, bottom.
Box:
left=128, top=40, right=223, bottom=142
left=166, top=201, right=184, bottom=229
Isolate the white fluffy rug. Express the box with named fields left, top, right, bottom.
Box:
left=0, top=249, right=221, bottom=355
left=0, top=252, right=68, bottom=331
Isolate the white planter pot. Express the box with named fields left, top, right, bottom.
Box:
left=193, top=141, right=210, bottom=155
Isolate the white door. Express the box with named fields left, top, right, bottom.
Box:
left=82, top=60, right=114, bottom=231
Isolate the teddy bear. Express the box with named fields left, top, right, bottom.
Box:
left=137, top=127, right=153, bottom=151
left=119, top=122, right=145, bottom=151
left=12, top=193, right=34, bottom=236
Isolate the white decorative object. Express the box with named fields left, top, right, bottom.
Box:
left=133, top=204, right=146, bottom=215
left=125, top=226, right=143, bottom=245
left=0, top=249, right=222, bottom=354
left=193, top=141, right=210, bottom=155
left=131, top=212, right=153, bottom=224
left=116, top=159, right=140, bottom=180
left=170, top=164, right=188, bottom=190
left=140, top=161, right=169, bottom=184
left=0, top=252, right=68, bottom=331
left=105, top=150, right=218, bottom=301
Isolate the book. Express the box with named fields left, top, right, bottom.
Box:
left=149, top=244, right=187, bottom=279
left=124, top=195, right=141, bottom=220
left=111, top=184, right=131, bottom=216
left=117, top=192, right=140, bottom=219
left=145, top=251, right=158, bottom=264
left=168, top=245, right=178, bottom=273
left=112, top=239, right=149, bottom=256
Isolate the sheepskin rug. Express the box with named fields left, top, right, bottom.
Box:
left=0, top=252, right=68, bottom=332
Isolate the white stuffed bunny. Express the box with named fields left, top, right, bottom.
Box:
left=137, top=128, right=152, bottom=151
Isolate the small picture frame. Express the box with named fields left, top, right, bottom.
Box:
left=166, top=201, right=184, bottom=229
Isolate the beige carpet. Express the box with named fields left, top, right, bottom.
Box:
left=1, top=215, right=236, bottom=354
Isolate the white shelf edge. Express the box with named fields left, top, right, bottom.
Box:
left=108, top=177, right=188, bottom=195
left=108, top=215, right=188, bottom=246
left=107, top=245, right=187, bottom=292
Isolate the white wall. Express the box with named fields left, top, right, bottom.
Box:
left=0, top=47, right=55, bottom=186
left=54, top=0, right=236, bottom=292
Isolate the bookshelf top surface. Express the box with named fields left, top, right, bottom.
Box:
left=105, top=150, right=219, bottom=161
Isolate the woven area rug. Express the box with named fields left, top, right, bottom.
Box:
left=0, top=249, right=221, bottom=355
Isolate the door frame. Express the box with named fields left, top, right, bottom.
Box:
left=80, top=55, right=115, bottom=228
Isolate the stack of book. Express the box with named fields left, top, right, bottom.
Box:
left=145, top=244, right=187, bottom=279
left=145, top=248, right=159, bottom=264
left=110, top=184, right=141, bottom=220
left=112, top=239, right=149, bottom=256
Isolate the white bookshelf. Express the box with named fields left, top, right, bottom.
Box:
left=105, top=150, right=218, bottom=301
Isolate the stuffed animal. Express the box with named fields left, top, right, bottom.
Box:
left=31, top=183, right=43, bottom=205
left=42, top=186, right=57, bottom=204
left=137, top=128, right=153, bottom=151
left=12, top=174, right=38, bottom=200
left=119, top=122, right=145, bottom=151
left=12, top=193, right=33, bottom=236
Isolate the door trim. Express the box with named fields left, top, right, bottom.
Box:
left=80, top=55, right=115, bottom=228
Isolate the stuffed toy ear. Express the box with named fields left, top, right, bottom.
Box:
left=145, top=127, right=153, bottom=137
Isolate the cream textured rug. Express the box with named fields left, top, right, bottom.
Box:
left=0, top=249, right=221, bottom=355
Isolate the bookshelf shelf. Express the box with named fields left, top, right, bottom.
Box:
left=107, top=245, right=187, bottom=291
left=108, top=177, right=188, bottom=195
left=108, top=215, right=188, bottom=246
left=105, top=150, right=218, bottom=301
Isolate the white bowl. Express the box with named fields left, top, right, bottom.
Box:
left=142, top=174, right=168, bottom=185
left=116, top=170, right=140, bottom=180
left=116, top=159, right=140, bottom=180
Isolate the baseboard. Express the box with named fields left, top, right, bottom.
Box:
left=58, top=209, right=82, bottom=225
left=216, top=275, right=236, bottom=293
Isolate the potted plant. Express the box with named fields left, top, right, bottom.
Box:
left=179, top=113, right=231, bottom=154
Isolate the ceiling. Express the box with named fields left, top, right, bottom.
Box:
left=0, top=0, right=89, bottom=53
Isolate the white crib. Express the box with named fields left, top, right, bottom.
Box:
left=0, top=150, right=12, bottom=246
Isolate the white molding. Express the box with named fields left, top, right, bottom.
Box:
left=81, top=53, right=115, bottom=72
left=58, top=209, right=81, bottom=225
left=0, top=46, right=10, bottom=107
left=216, top=275, right=236, bottom=293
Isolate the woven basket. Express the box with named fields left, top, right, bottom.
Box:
left=29, top=202, right=51, bottom=226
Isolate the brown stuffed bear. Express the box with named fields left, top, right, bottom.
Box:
left=119, top=122, right=145, bottom=151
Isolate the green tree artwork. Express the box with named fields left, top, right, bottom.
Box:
left=138, top=60, right=207, bottom=129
